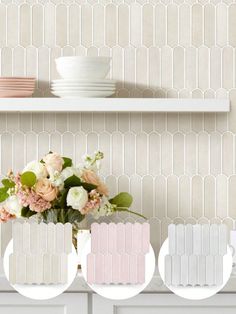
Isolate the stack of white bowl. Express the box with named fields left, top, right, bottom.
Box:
left=51, top=56, right=116, bottom=98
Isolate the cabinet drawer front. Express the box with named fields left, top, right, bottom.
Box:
left=0, top=293, right=88, bottom=314
left=93, top=294, right=236, bottom=314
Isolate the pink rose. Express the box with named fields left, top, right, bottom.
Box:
left=0, top=206, right=15, bottom=223
left=43, top=152, right=64, bottom=175
left=35, top=178, right=58, bottom=201
left=81, top=169, right=109, bottom=196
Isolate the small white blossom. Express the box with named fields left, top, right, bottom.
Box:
left=5, top=195, right=22, bottom=217
left=91, top=196, right=115, bottom=219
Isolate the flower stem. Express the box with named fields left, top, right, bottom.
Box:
left=115, top=207, right=147, bottom=219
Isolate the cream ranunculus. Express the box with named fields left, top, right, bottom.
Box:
left=43, top=152, right=64, bottom=176
left=5, top=195, right=22, bottom=217
left=35, top=178, right=58, bottom=201
left=23, top=161, right=48, bottom=179
left=67, top=186, right=88, bottom=212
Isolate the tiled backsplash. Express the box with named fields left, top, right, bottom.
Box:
left=1, top=1, right=236, bottom=258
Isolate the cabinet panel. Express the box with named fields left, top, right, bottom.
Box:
left=0, top=293, right=88, bottom=314
left=115, top=306, right=236, bottom=314
left=0, top=305, right=63, bottom=314
left=93, top=294, right=236, bottom=314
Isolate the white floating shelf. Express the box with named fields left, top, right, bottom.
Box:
left=0, top=98, right=230, bottom=112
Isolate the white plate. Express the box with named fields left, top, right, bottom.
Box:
left=51, top=86, right=116, bottom=91
left=158, top=238, right=233, bottom=300
left=52, top=79, right=116, bottom=84
left=51, top=90, right=115, bottom=98
left=51, top=83, right=116, bottom=88
left=81, top=237, right=156, bottom=300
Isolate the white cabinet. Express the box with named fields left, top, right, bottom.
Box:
left=2, top=292, right=236, bottom=314
left=0, top=293, right=87, bottom=314
left=92, top=294, right=236, bottom=314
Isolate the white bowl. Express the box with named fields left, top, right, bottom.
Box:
left=56, top=56, right=111, bottom=65
left=56, top=63, right=110, bottom=79
left=55, top=56, right=111, bottom=79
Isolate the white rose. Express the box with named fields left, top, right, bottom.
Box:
left=67, top=186, right=88, bottom=212
left=23, top=161, right=47, bottom=179
left=61, top=167, right=81, bottom=181
left=5, top=195, right=22, bottom=217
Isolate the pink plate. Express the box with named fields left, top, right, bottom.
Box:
left=0, top=90, right=34, bottom=97
left=0, top=77, right=35, bottom=81
left=0, top=86, right=35, bottom=91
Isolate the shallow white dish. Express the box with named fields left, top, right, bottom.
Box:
left=52, top=78, right=116, bottom=84
left=51, top=90, right=115, bottom=98
left=51, top=83, right=116, bottom=88
left=52, top=86, right=116, bottom=91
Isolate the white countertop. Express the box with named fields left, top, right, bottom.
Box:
left=0, top=260, right=236, bottom=293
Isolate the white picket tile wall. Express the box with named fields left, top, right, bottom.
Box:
left=1, top=1, right=236, bottom=258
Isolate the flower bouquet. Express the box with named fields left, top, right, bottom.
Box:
left=0, top=151, right=144, bottom=225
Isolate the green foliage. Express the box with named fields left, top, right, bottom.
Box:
left=67, top=208, right=84, bottom=224
left=64, top=174, right=97, bottom=192
left=21, top=207, right=37, bottom=218
left=62, top=157, right=72, bottom=169
left=80, top=182, right=97, bottom=192
left=2, top=179, right=15, bottom=189
left=20, top=171, right=36, bottom=187
left=41, top=208, right=59, bottom=224
left=0, top=187, right=9, bottom=202
left=42, top=207, right=84, bottom=224
left=109, top=192, right=146, bottom=219
left=64, top=175, right=81, bottom=188
left=109, top=192, right=133, bottom=208
left=59, top=188, right=69, bottom=208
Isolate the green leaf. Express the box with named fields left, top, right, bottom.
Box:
left=0, top=187, right=9, bottom=202
left=81, top=182, right=97, bottom=192
left=67, top=208, right=85, bottom=224
left=41, top=207, right=84, bottom=224
left=58, top=208, right=66, bottom=224
left=115, top=207, right=147, bottom=220
left=109, top=192, right=133, bottom=208
left=41, top=208, right=58, bottom=223
left=21, top=171, right=37, bottom=187
left=2, top=179, right=15, bottom=189
left=21, top=207, right=37, bottom=218
left=59, top=188, right=69, bottom=208
left=62, top=157, right=72, bottom=169
left=64, top=175, right=81, bottom=188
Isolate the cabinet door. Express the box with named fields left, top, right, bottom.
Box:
left=93, top=294, right=236, bottom=314
left=0, top=293, right=88, bottom=314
